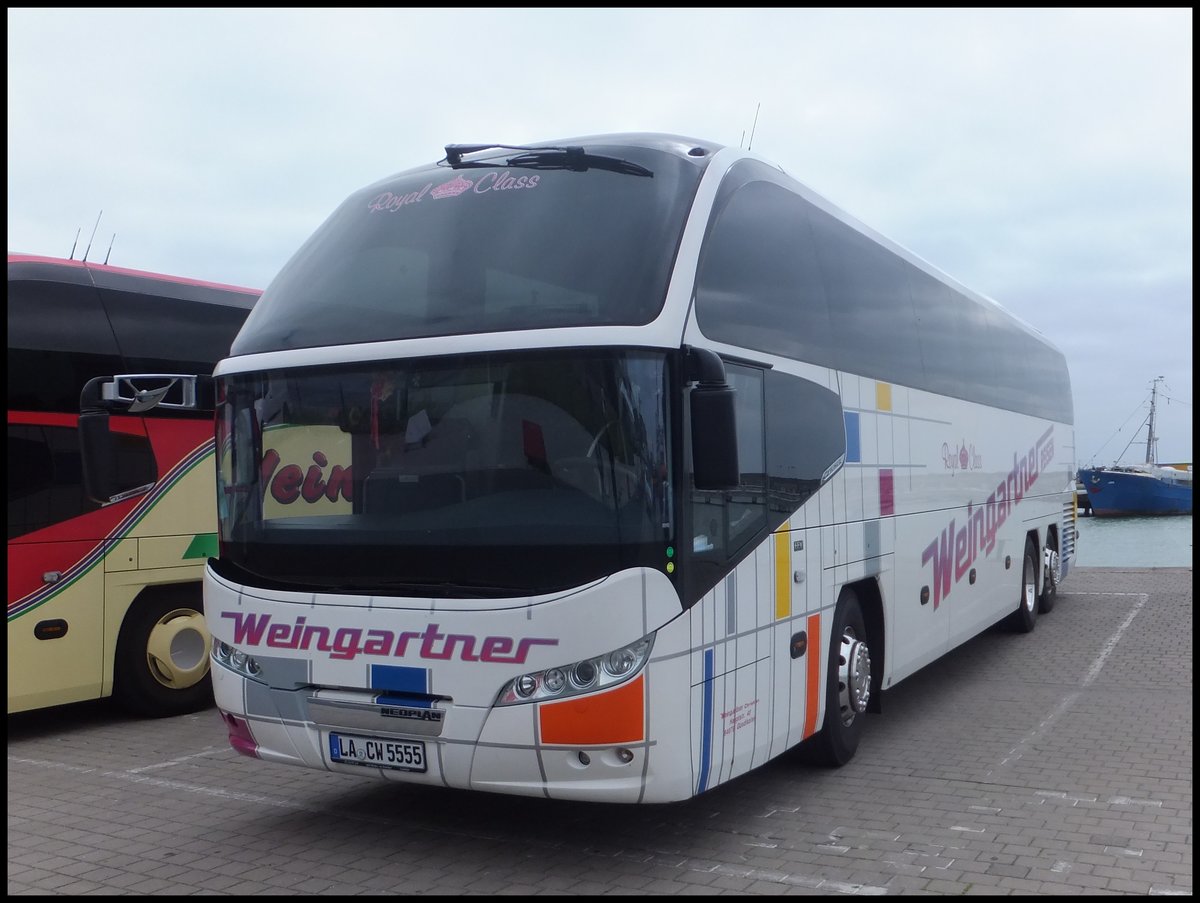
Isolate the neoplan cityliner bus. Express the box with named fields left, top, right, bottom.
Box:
left=187, top=135, right=1071, bottom=802
left=7, top=254, right=258, bottom=716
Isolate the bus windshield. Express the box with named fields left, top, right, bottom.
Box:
left=230, top=144, right=706, bottom=356
left=215, top=350, right=674, bottom=597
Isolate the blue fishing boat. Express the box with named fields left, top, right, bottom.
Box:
left=1078, top=378, right=1192, bottom=517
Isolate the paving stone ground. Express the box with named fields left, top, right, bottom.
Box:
left=8, top=567, right=1192, bottom=895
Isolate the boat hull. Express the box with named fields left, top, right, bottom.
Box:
left=1078, top=467, right=1192, bottom=517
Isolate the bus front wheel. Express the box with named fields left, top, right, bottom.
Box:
left=812, top=589, right=872, bottom=767
left=114, top=588, right=213, bottom=717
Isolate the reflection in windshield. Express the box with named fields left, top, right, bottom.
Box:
left=215, top=351, right=673, bottom=598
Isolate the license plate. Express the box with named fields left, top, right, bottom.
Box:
left=328, top=732, right=427, bottom=772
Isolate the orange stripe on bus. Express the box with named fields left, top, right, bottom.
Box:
left=803, top=612, right=821, bottom=738
left=774, top=527, right=791, bottom=620
left=538, top=674, right=645, bottom=745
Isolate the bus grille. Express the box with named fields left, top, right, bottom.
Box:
left=1061, top=500, right=1077, bottom=560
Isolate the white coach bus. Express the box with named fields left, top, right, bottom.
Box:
left=201, top=134, right=1076, bottom=803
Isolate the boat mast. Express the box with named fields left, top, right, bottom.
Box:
left=1145, top=376, right=1163, bottom=465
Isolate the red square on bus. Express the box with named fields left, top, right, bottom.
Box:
left=879, top=469, right=895, bottom=516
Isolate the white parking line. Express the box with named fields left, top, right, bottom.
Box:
left=988, top=593, right=1148, bottom=776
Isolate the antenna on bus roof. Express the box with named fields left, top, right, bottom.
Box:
left=81, top=210, right=103, bottom=263
left=747, top=102, right=761, bottom=151
left=69, top=228, right=81, bottom=260
left=104, top=234, right=116, bottom=266
left=740, top=130, right=746, bottom=149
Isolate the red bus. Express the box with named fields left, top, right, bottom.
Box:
left=7, top=254, right=258, bottom=716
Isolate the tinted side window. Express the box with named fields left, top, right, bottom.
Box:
left=7, top=424, right=156, bottom=539
left=907, top=266, right=974, bottom=400
left=764, top=368, right=845, bottom=514
left=807, top=205, right=923, bottom=389
left=695, top=175, right=837, bottom=368
left=7, top=279, right=124, bottom=413
left=1024, top=325, right=1074, bottom=422
left=684, top=365, right=846, bottom=605
left=99, top=288, right=250, bottom=375
left=983, top=306, right=1073, bottom=421
left=8, top=424, right=98, bottom=538
left=690, top=162, right=1072, bottom=425
left=112, top=429, right=158, bottom=497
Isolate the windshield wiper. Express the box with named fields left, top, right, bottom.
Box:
left=443, top=143, right=653, bottom=177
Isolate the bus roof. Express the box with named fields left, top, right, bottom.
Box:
left=7, top=253, right=261, bottom=299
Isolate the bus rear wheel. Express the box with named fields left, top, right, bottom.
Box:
left=1039, top=533, right=1059, bottom=614
left=812, top=589, right=872, bottom=766
left=1005, top=537, right=1039, bottom=634
left=114, top=588, right=213, bottom=717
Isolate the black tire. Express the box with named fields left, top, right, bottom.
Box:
left=113, top=588, right=213, bottom=717
left=1039, top=532, right=1059, bottom=614
left=1005, top=537, right=1039, bottom=634
left=811, top=589, right=872, bottom=766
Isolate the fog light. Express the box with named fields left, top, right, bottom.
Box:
left=571, top=660, right=597, bottom=689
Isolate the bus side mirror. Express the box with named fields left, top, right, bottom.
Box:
left=687, top=347, right=739, bottom=490
left=78, top=374, right=214, bottom=504
left=79, top=409, right=116, bottom=504
left=82, top=373, right=214, bottom=414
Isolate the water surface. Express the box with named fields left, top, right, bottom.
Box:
left=1073, top=513, right=1192, bottom=568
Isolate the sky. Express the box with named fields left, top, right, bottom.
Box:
left=7, top=8, right=1193, bottom=465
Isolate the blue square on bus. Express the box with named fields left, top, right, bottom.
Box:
left=844, top=412, right=861, bottom=463
left=371, top=664, right=429, bottom=696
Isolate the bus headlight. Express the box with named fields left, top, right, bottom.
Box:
left=212, top=640, right=264, bottom=681
left=496, top=635, right=654, bottom=706
left=543, top=668, right=567, bottom=693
